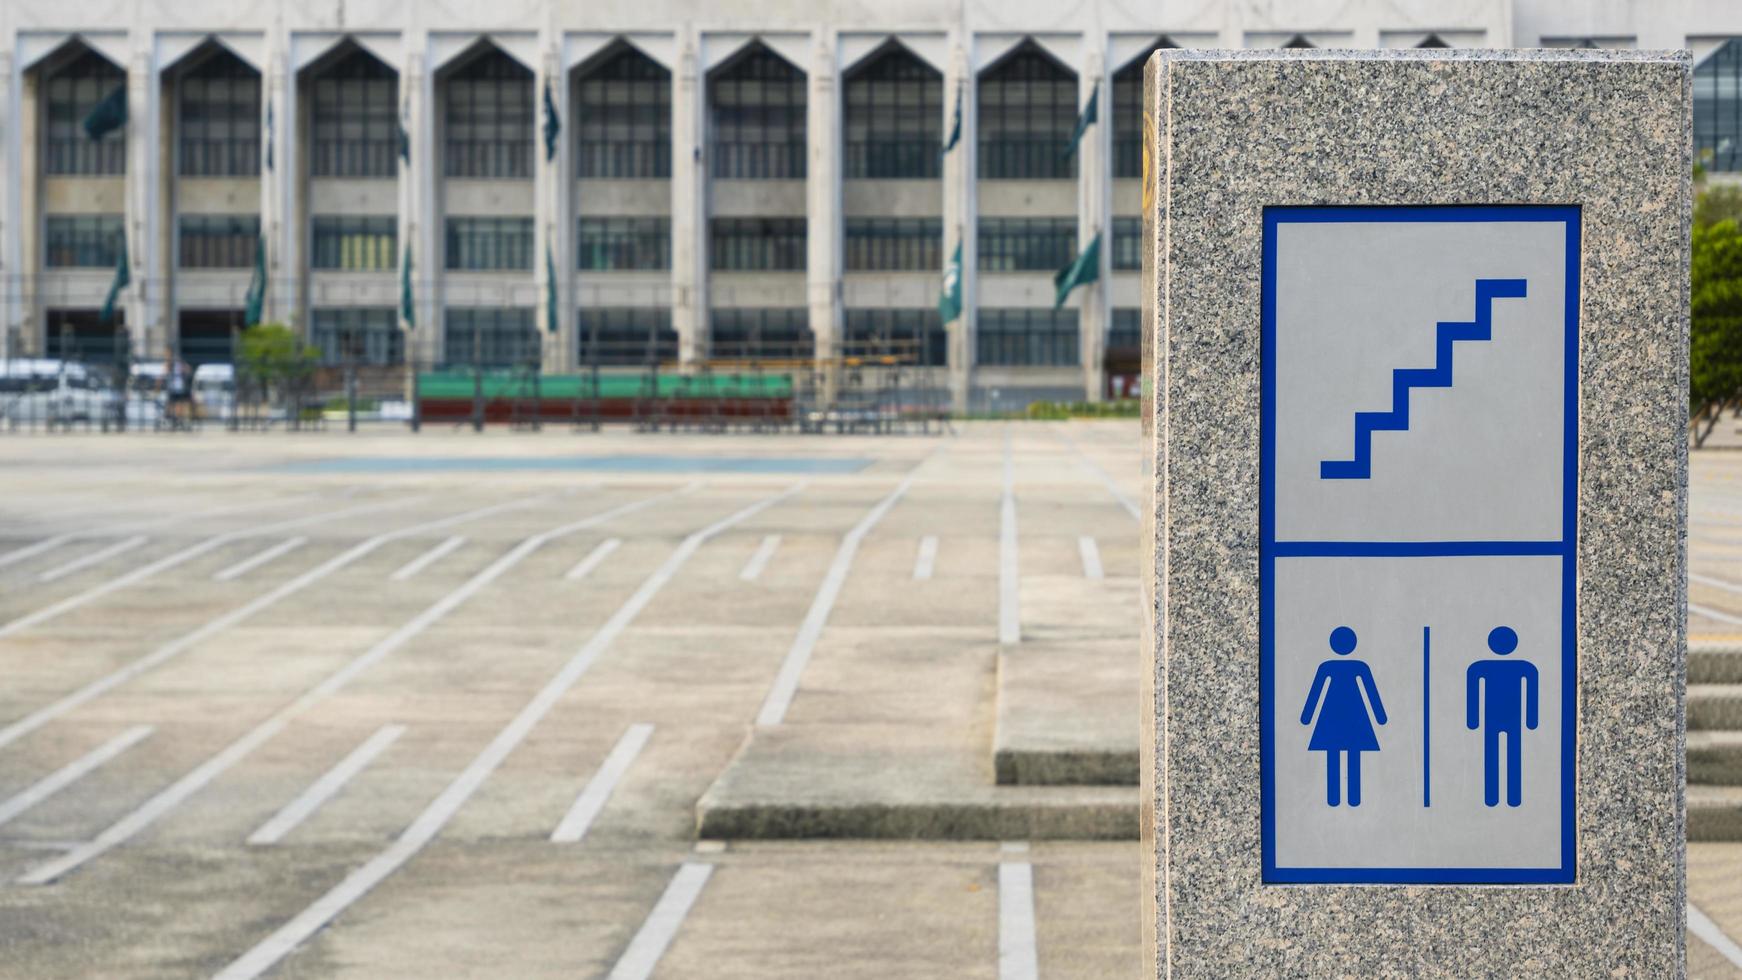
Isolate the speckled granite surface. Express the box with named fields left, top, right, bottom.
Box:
left=1140, top=49, right=1689, bottom=976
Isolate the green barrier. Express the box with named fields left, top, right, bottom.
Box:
left=415, top=372, right=794, bottom=400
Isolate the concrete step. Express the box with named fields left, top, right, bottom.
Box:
left=993, top=640, right=1138, bottom=786
left=1691, top=644, right=1742, bottom=685
left=1689, top=785, right=1742, bottom=842
left=1690, top=684, right=1742, bottom=731
left=696, top=724, right=1138, bottom=841
left=1689, top=731, right=1742, bottom=785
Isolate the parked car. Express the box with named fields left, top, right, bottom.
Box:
left=4, top=366, right=109, bottom=425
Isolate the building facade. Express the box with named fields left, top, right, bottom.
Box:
left=1, top=0, right=1738, bottom=411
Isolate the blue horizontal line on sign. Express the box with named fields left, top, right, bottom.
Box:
left=1268, top=540, right=1567, bottom=558
left=1265, top=865, right=1575, bottom=886
left=1265, top=204, right=1582, bottom=225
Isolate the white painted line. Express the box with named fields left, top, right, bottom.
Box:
left=213, top=537, right=307, bottom=582
left=756, top=459, right=934, bottom=726
left=0, top=495, right=401, bottom=640
left=999, top=849, right=1039, bottom=980
left=1692, top=571, right=1742, bottom=595
left=1056, top=426, right=1140, bottom=520
left=1691, top=602, right=1742, bottom=626
left=913, top=535, right=938, bottom=581
left=551, top=723, right=655, bottom=842
left=1078, top=536, right=1104, bottom=580
left=390, top=535, right=466, bottom=581
left=1000, top=428, right=1021, bottom=645
left=212, top=485, right=797, bottom=980
left=37, top=536, right=149, bottom=584
left=0, top=536, right=74, bottom=571
left=0, top=726, right=152, bottom=829
left=0, top=496, right=531, bottom=754
left=607, top=862, right=715, bottom=980
left=1691, top=903, right=1742, bottom=970
left=739, top=534, right=781, bottom=581
left=247, top=725, right=405, bottom=845
left=20, top=490, right=680, bottom=887
left=565, top=538, right=622, bottom=581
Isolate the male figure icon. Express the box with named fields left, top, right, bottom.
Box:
left=1466, top=626, right=1539, bottom=807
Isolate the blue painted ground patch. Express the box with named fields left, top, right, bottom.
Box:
left=277, top=454, right=874, bottom=475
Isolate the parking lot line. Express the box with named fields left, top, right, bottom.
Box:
left=551, top=722, right=655, bottom=842
left=1001, top=429, right=1021, bottom=645
left=1078, top=536, right=1104, bottom=580
left=211, top=485, right=798, bottom=980
left=739, top=534, right=781, bottom=581
left=1692, top=602, right=1742, bottom=626
left=1690, top=903, right=1742, bottom=970
left=0, top=496, right=537, bottom=753
left=913, top=535, right=938, bottom=580
left=18, top=489, right=684, bottom=887
left=247, top=724, right=406, bottom=845
left=36, top=536, right=149, bottom=583
left=389, top=535, right=466, bottom=581
left=564, top=538, right=622, bottom=581
left=0, top=536, right=74, bottom=571
left=1692, top=571, right=1742, bottom=594
left=213, top=537, right=308, bottom=582
left=605, top=862, right=715, bottom=980
left=0, top=725, right=153, bottom=829
left=999, top=842, right=1038, bottom=980
left=1056, top=427, right=1141, bottom=520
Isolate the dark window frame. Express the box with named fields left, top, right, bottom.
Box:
left=574, top=43, right=672, bottom=179
left=443, top=47, right=534, bottom=179
left=710, top=217, right=807, bottom=271
left=1111, top=39, right=1177, bottom=179
left=443, top=306, right=539, bottom=367
left=311, top=215, right=398, bottom=271
left=1697, top=39, right=1742, bottom=172
left=45, top=214, right=124, bottom=268
left=845, top=217, right=942, bottom=272
left=843, top=42, right=943, bottom=179
left=977, top=217, right=1076, bottom=272
left=177, top=47, right=262, bottom=177
left=576, top=307, right=677, bottom=365
left=577, top=217, right=671, bottom=271
left=976, top=307, right=1079, bottom=366
left=43, top=48, right=127, bottom=176
left=977, top=39, right=1077, bottom=180
left=709, top=307, right=814, bottom=359
left=309, top=45, right=399, bottom=178
left=842, top=307, right=946, bottom=365
left=709, top=43, right=807, bottom=180
left=311, top=307, right=404, bottom=365
left=445, top=216, right=534, bottom=271
left=178, top=214, right=260, bottom=269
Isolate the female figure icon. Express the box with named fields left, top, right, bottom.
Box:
left=1299, top=626, right=1388, bottom=807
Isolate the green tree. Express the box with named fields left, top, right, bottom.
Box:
left=237, top=322, right=319, bottom=410
left=1696, top=184, right=1742, bottom=230
left=1691, top=219, right=1742, bottom=446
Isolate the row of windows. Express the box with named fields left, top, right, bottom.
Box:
left=711, top=218, right=807, bottom=271
left=844, top=218, right=941, bottom=272
left=978, top=218, right=1076, bottom=272
left=310, top=307, right=404, bottom=364
left=178, top=50, right=264, bottom=177
left=44, top=50, right=126, bottom=176
left=445, top=51, right=535, bottom=179
left=312, top=216, right=398, bottom=271
left=309, top=46, right=400, bottom=178
left=44, top=215, right=123, bottom=268
left=977, top=307, right=1079, bottom=366
left=578, top=217, right=670, bottom=271
left=446, top=216, right=534, bottom=271
left=179, top=214, right=260, bottom=268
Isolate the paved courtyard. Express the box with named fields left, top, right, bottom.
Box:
left=0, top=421, right=1733, bottom=977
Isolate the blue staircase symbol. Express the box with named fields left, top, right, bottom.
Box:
left=1319, top=278, right=1529, bottom=480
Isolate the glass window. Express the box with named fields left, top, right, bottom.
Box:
left=1112, top=217, right=1142, bottom=271
left=45, top=308, right=126, bottom=365
left=45, top=214, right=124, bottom=268
left=310, top=45, right=398, bottom=178
left=577, top=307, right=677, bottom=365
left=710, top=218, right=807, bottom=271
left=443, top=307, right=538, bottom=367
left=311, top=216, right=397, bottom=271
left=844, top=43, right=942, bottom=179
left=977, top=307, right=1078, bottom=366
left=1697, top=39, right=1742, bottom=172
left=709, top=308, right=813, bottom=359
left=710, top=43, right=806, bottom=180
left=844, top=218, right=941, bottom=272
left=178, top=48, right=262, bottom=177
left=1110, top=307, right=1141, bottom=351
left=44, top=48, right=126, bottom=176
left=577, top=217, right=671, bottom=271
left=178, top=214, right=260, bottom=269
left=445, top=217, right=534, bottom=271
left=978, top=40, right=1077, bottom=180
left=576, top=44, right=671, bottom=179
left=842, top=308, right=946, bottom=365
left=311, top=307, right=403, bottom=365
left=444, top=48, right=533, bottom=179
left=1112, top=39, right=1176, bottom=179
left=978, top=218, right=1076, bottom=271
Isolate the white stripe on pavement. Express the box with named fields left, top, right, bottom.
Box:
left=0, top=536, right=74, bottom=571
left=999, top=843, right=1038, bottom=980
left=913, top=535, right=938, bottom=581
left=564, top=538, right=621, bottom=581
left=37, top=536, right=149, bottom=583
left=213, top=537, right=308, bottom=582
left=20, top=490, right=679, bottom=887
left=0, top=726, right=153, bottom=829
left=550, top=722, right=655, bottom=842
left=1056, top=426, right=1140, bottom=520
left=1692, top=571, right=1742, bottom=595
left=213, top=485, right=797, bottom=980
left=739, top=534, right=781, bottom=581
left=755, top=463, right=930, bottom=727
left=1000, top=429, right=1021, bottom=645
left=1078, top=536, right=1104, bottom=580
left=1691, top=903, right=1742, bottom=970
left=607, top=862, right=716, bottom=980
left=247, top=725, right=405, bottom=845
left=1692, top=602, right=1742, bottom=626
left=390, top=536, right=466, bottom=581
left=0, top=494, right=302, bottom=573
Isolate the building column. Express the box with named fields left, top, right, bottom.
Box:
left=126, top=37, right=161, bottom=359
left=942, top=38, right=975, bottom=415
left=534, top=45, right=567, bottom=372
left=262, top=30, right=295, bottom=328
left=403, top=43, right=438, bottom=366
left=0, top=50, right=22, bottom=359
left=670, top=27, right=707, bottom=366
left=1077, top=45, right=1109, bottom=402
left=806, top=30, right=842, bottom=373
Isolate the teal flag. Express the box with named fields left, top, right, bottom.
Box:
left=1053, top=233, right=1101, bottom=310
left=938, top=242, right=963, bottom=324
left=82, top=85, right=127, bottom=141
left=264, top=97, right=274, bottom=171
left=545, top=244, right=559, bottom=333
left=543, top=83, right=561, bottom=163
left=398, top=101, right=411, bottom=164
left=99, top=235, right=129, bottom=325
left=1063, top=87, right=1098, bottom=159
left=400, top=244, right=415, bottom=328
left=244, top=235, right=267, bottom=326
left=942, top=87, right=961, bottom=155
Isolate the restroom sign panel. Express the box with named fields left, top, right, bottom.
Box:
left=1260, top=206, right=1578, bottom=885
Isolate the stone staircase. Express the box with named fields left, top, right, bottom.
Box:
left=1690, top=643, right=1742, bottom=841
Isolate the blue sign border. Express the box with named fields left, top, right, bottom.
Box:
left=1259, top=204, right=1580, bottom=886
